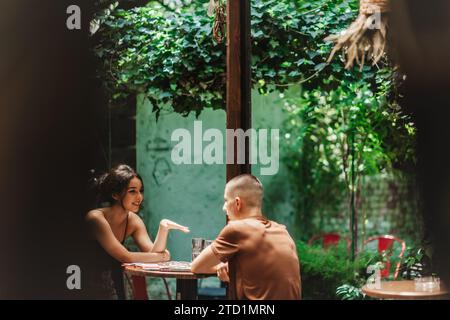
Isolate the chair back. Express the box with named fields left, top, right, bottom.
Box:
left=308, top=233, right=350, bottom=250
left=363, top=235, right=406, bottom=279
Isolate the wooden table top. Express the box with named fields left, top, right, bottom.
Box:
left=362, top=280, right=450, bottom=300
left=123, top=265, right=215, bottom=280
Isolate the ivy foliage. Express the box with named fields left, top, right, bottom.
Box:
left=282, top=67, right=417, bottom=237
left=93, top=0, right=372, bottom=116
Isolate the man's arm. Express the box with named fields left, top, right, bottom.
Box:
left=191, top=246, right=221, bottom=274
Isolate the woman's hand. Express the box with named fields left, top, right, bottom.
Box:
left=216, top=262, right=229, bottom=282
left=160, top=250, right=171, bottom=262
left=150, top=220, right=189, bottom=254
left=160, top=219, right=190, bottom=233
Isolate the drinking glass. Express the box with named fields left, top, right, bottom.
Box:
left=192, top=238, right=205, bottom=261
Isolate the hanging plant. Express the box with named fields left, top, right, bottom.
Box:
left=207, top=0, right=226, bottom=44
left=325, top=0, right=390, bottom=69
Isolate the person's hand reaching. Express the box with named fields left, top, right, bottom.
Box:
left=216, top=262, right=229, bottom=282
left=160, top=219, right=190, bottom=233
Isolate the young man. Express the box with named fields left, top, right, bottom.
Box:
left=191, top=174, right=301, bottom=300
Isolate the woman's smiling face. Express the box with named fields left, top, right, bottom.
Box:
left=114, top=177, right=144, bottom=212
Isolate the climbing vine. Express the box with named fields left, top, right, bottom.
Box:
left=93, top=0, right=382, bottom=116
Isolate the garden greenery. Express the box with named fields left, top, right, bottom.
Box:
left=93, top=0, right=419, bottom=246
left=297, top=240, right=379, bottom=299
left=93, top=0, right=371, bottom=116
left=282, top=73, right=417, bottom=238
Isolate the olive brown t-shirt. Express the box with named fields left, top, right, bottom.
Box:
left=210, top=216, right=301, bottom=300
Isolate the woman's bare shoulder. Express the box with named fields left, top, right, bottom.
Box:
left=85, top=209, right=107, bottom=223
left=128, top=212, right=145, bottom=227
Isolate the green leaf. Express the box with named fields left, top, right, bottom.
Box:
left=314, top=63, right=327, bottom=72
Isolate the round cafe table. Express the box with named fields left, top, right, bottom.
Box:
left=362, top=280, right=450, bottom=300
left=124, top=265, right=216, bottom=300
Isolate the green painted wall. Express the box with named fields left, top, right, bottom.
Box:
left=136, top=88, right=299, bottom=261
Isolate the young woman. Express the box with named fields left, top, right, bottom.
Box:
left=85, top=164, right=189, bottom=299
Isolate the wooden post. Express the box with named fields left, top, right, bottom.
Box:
left=226, top=0, right=252, bottom=182
left=225, top=0, right=252, bottom=300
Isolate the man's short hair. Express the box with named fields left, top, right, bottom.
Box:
left=226, top=174, right=264, bottom=208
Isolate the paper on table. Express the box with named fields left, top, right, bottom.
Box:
left=159, top=261, right=192, bottom=272
left=122, top=262, right=161, bottom=270
left=122, top=261, right=192, bottom=272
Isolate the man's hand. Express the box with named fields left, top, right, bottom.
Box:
left=160, top=219, right=190, bottom=233
left=216, top=262, right=229, bottom=282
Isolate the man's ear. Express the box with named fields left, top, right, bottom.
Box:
left=235, top=197, right=242, bottom=210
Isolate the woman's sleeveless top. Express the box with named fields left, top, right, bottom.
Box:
left=85, top=212, right=129, bottom=299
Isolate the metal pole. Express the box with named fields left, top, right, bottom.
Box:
left=350, top=128, right=357, bottom=260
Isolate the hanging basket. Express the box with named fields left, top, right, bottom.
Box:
left=325, top=0, right=390, bottom=69
left=208, top=0, right=226, bottom=44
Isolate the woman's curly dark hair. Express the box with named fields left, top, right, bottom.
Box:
left=90, top=164, right=144, bottom=208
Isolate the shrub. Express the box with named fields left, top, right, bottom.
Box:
left=297, top=240, right=379, bottom=299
